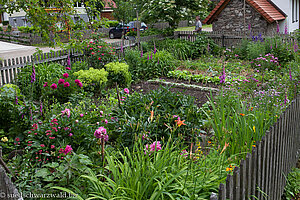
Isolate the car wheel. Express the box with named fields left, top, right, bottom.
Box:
left=109, top=33, right=115, bottom=39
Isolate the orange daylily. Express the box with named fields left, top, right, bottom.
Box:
left=175, top=119, right=186, bottom=127
left=240, top=113, right=245, bottom=116
left=220, top=142, right=229, bottom=154
left=150, top=110, right=154, bottom=122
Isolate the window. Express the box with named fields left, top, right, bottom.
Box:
left=13, top=18, right=17, bottom=27
left=292, top=0, right=299, bottom=23
left=23, top=18, right=27, bottom=27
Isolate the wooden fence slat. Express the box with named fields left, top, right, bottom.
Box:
left=226, top=175, right=233, bottom=199
left=233, top=167, right=240, bottom=200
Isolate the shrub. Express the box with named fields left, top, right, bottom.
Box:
left=73, top=68, right=108, bottom=93
left=6, top=24, right=12, bottom=32
left=0, top=26, right=3, bottom=31
left=108, top=86, right=206, bottom=147
left=16, top=63, right=66, bottom=100
left=106, top=20, right=119, bottom=27
left=86, top=39, right=117, bottom=69
left=124, top=50, right=177, bottom=81
left=105, top=62, right=132, bottom=87
left=246, top=42, right=266, bottom=60
left=251, top=53, right=280, bottom=71
left=0, top=84, right=34, bottom=137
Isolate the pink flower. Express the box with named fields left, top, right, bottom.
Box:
left=75, top=79, right=81, bottom=84
left=75, top=120, right=79, bottom=123
left=180, top=150, right=189, bottom=158
left=78, top=82, right=83, bottom=88
left=98, top=57, right=101, bottom=60
left=80, top=114, right=84, bottom=117
left=61, top=108, right=71, bottom=117
left=63, top=145, right=72, bottom=155
left=40, top=144, right=45, bottom=148
left=91, top=52, right=95, bottom=55
left=69, top=133, right=73, bottom=137
left=58, top=79, right=65, bottom=84
left=124, top=88, right=129, bottom=94
left=100, top=111, right=103, bottom=116
left=63, top=73, right=69, bottom=78
left=51, top=145, right=55, bottom=149
left=43, top=82, right=48, bottom=87
left=15, top=138, right=20, bottom=142
left=64, top=82, right=70, bottom=87
left=150, top=141, right=162, bottom=151
left=104, top=119, right=108, bottom=124
left=66, top=67, right=71, bottom=70
left=94, top=127, right=108, bottom=141
left=50, top=83, right=57, bottom=90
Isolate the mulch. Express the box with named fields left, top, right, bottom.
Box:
left=130, top=78, right=219, bottom=107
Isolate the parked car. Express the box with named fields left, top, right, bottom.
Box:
left=128, top=21, right=148, bottom=31
left=109, top=23, right=129, bottom=39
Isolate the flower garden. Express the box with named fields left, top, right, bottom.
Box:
left=0, top=32, right=299, bottom=199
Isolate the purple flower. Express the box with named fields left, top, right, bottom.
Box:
left=124, top=88, right=129, bottom=94
left=64, top=82, right=70, bottom=87
left=154, top=44, right=157, bottom=54
left=157, top=58, right=159, bottom=65
left=58, top=79, right=65, bottom=84
left=50, top=83, right=57, bottom=90
left=66, top=67, right=71, bottom=70
left=67, top=55, right=71, bottom=66
left=30, top=64, right=36, bottom=83
left=15, top=96, right=18, bottom=105
left=63, top=145, right=72, bottom=155
left=150, top=52, right=153, bottom=60
left=141, top=49, right=143, bottom=57
left=43, top=82, right=48, bottom=87
left=248, top=23, right=251, bottom=31
left=289, top=67, right=293, bottom=81
left=147, top=54, right=149, bottom=60
left=294, top=42, right=298, bottom=52
left=219, top=66, right=226, bottom=84
left=285, top=23, right=288, bottom=34
left=94, top=127, right=108, bottom=141
left=277, top=23, right=280, bottom=33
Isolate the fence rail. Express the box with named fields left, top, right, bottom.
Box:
left=175, top=31, right=297, bottom=48
left=211, top=96, right=300, bottom=200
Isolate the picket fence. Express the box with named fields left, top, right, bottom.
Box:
left=210, top=96, right=300, bottom=200
left=175, top=31, right=297, bottom=48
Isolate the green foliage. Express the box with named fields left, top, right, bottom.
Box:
left=0, top=84, right=34, bottom=137
left=17, top=26, right=40, bottom=33
left=167, top=70, right=220, bottom=84
left=124, top=49, right=177, bottom=81
left=85, top=39, right=117, bottom=69
left=74, top=68, right=108, bottom=92
left=108, top=86, right=206, bottom=147
left=16, top=63, right=65, bottom=100
left=105, top=20, right=119, bottom=27
left=0, top=26, right=3, bottom=31
left=141, top=0, right=209, bottom=28
left=282, top=168, right=300, bottom=200
left=6, top=24, right=12, bottom=32
left=246, top=42, right=266, bottom=60
left=105, top=62, right=132, bottom=87
left=54, top=140, right=228, bottom=200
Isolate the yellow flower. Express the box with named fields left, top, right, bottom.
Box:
left=253, top=126, right=256, bottom=133
left=1, top=137, right=8, bottom=142
left=226, top=167, right=233, bottom=172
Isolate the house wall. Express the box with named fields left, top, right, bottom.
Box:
left=272, top=0, right=299, bottom=32
left=212, top=0, right=277, bottom=33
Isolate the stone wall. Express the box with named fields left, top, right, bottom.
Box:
left=212, top=0, right=277, bottom=34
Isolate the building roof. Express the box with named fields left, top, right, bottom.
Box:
left=203, top=0, right=286, bottom=24
left=103, top=0, right=117, bottom=9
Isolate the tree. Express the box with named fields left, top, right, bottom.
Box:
left=140, top=0, right=209, bottom=29
left=111, top=0, right=135, bottom=23
left=81, top=0, right=104, bottom=22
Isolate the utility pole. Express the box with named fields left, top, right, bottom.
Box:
left=136, top=8, right=140, bottom=50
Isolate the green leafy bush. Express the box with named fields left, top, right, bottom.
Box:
left=86, top=39, right=117, bottom=69
left=16, top=63, right=66, bottom=100
left=108, top=86, right=206, bottom=147
left=124, top=50, right=177, bottom=81
left=106, top=20, right=119, bottom=27
left=0, top=84, right=34, bottom=137
left=18, top=26, right=40, bottom=33
left=246, top=42, right=266, bottom=60
left=74, top=68, right=108, bottom=92
left=105, top=62, right=131, bottom=87
left=282, top=168, right=300, bottom=200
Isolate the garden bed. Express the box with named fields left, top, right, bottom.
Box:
left=131, top=78, right=218, bottom=107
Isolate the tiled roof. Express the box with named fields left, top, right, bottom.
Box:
left=203, top=0, right=286, bottom=24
